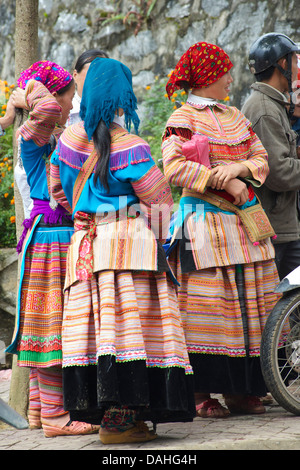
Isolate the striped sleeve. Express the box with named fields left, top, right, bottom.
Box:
left=50, top=148, right=72, bottom=213
left=162, top=132, right=211, bottom=193
left=19, top=80, right=62, bottom=147
left=240, top=127, right=269, bottom=186
left=131, top=165, right=173, bottom=242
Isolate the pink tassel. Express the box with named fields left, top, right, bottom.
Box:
left=272, top=235, right=277, bottom=240
left=253, top=242, right=260, bottom=246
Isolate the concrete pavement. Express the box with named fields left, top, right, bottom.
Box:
left=1, top=368, right=300, bottom=451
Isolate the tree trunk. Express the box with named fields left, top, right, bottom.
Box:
left=8, top=0, right=39, bottom=418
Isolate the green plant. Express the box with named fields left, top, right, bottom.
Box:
left=100, top=0, right=158, bottom=36
left=123, top=0, right=157, bottom=35
left=140, top=77, right=187, bottom=203
left=0, top=82, right=16, bottom=248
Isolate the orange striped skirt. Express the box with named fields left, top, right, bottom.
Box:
left=62, top=269, right=193, bottom=375
left=12, top=222, right=74, bottom=368
left=169, top=244, right=280, bottom=357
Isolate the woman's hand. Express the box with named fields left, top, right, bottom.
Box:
left=0, top=94, right=16, bottom=129
left=10, top=87, right=28, bottom=110
left=223, top=178, right=249, bottom=206
left=209, top=163, right=251, bottom=190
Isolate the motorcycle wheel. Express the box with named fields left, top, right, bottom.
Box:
left=260, top=290, right=300, bottom=415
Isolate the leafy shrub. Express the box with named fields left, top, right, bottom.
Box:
left=140, top=76, right=187, bottom=203
left=0, top=81, right=16, bottom=248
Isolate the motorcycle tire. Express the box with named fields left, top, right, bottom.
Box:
left=260, top=290, right=300, bottom=415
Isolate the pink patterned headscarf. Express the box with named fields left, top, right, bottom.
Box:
left=17, top=60, right=73, bottom=93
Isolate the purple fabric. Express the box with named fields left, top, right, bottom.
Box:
left=16, top=199, right=72, bottom=254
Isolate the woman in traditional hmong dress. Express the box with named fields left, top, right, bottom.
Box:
left=7, top=62, right=98, bottom=437
left=67, top=48, right=109, bottom=127
left=50, top=58, right=195, bottom=444
left=162, top=42, right=281, bottom=418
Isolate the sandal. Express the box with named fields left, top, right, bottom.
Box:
left=42, top=418, right=100, bottom=438
left=196, top=398, right=230, bottom=418
left=99, top=421, right=157, bottom=445
left=224, top=395, right=265, bottom=415
left=260, top=393, right=274, bottom=405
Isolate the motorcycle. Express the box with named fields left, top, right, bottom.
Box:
left=260, top=265, right=300, bottom=415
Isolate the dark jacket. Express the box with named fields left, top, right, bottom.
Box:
left=242, top=82, right=300, bottom=243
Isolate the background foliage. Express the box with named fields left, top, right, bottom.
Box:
left=0, top=81, right=16, bottom=248
left=140, top=77, right=186, bottom=203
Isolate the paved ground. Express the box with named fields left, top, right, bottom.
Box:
left=1, top=369, right=300, bottom=451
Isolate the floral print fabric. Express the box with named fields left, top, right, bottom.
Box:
left=166, top=42, right=233, bottom=98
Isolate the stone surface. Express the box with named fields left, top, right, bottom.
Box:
left=0, top=249, right=18, bottom=317
left=1, top=370, right=300, bottom=450
left=0, top=0, right=299, bottom=108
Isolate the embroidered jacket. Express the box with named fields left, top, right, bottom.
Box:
left=50, top=122, right=174, bottom=286
left=162, top=101, right=269, bottom=193
left=161, top=100, right=275, bottom=271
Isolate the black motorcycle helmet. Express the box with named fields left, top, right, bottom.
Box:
left=249, top=32, right=300, bottom=118
left=249, top=32, right=299, bottom=74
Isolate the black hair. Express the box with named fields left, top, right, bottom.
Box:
left=92, top=119, right=111, bottom=191
left=56, top=78, right=75, bottom=95
left=74, top=49, right=109, bottom=73
left=254, top=53, right=291, bottom=83
left=254, top=66, right=275, bottom=82
left=177, top=79, right=190, bottom=93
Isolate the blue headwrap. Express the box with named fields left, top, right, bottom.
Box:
left=80, top=57, right=140, bottom=141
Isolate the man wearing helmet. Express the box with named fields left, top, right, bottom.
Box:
left=291, top=54, right=300, bottom=148
left=242, top=32, right=300, bottom=280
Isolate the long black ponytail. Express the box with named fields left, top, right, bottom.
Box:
left=92, top=119, right=111, bottom=191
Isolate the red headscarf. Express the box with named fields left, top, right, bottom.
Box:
left=166, top=42, right=233, bottom=98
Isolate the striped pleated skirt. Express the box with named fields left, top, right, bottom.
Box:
left=174, top=254, right=280, bottom=358
left=167, top=206, right=281, bottom=396
left=61, top=269, right=195, bottom=425
left=14, top=219, right=74, bottom=368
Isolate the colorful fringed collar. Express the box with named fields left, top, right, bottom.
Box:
left=187, top=93, right=227, bottom=111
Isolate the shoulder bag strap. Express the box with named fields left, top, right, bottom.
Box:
left=72, top=148, right=98, bottom=211
left=72, top=125, right=129, bottom=210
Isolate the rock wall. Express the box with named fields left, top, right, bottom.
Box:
left=1, top=0, right=299, bottom=108
left=0, top=249, right=18, bottom=317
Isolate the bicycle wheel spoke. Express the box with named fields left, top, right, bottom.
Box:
left=261, top=291, right=300, bottom=413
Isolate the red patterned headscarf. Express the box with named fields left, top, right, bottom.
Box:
left=17, top=60, right=73, bottom=94
left=166, top=42, right=233, bottom=98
